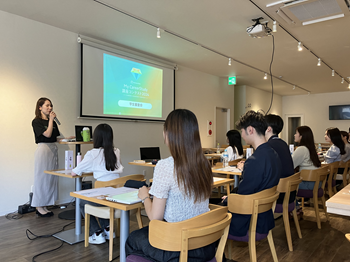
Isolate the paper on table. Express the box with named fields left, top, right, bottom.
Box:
left=213, top=177, right=225, bottom=182
left=215, top=167, right=242, bottom=172
left=73, top=186, right=136, bottom=198
left=55, top=170, right=73, bottom=174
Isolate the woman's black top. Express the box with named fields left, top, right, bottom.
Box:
left=32, top=118, right=60, bottom=144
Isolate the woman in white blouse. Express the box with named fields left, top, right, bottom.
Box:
left=225, top=129, right=244, bottom=161
left=292, top=126, right=321, bottom=190
left=72, top=123, right=123, bottom=244
left=324, top=127, right=346, bottom=164
left=125, top=109, right=215, bottom=261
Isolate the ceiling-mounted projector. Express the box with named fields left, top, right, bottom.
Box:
left=247, top=17, right=272, bottom=38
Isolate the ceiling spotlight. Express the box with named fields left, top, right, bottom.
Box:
left=348, top=83, right=350, bottom=89
left=293, top=85, right=296, bottom=90
left=332, top=70, right=335, bottom=76
left=272, top=21, right=277, bottom=33
left=264, top=73, right=267, bottom=80
left=157, top=28, right=161, bottom=38
left=317, top=58, right=321, bottom=66
left=341, top=78, right=344, bottom=84
left=228, top=58, right=232, bottom=66
left=298, top=42, right=303, bottom=51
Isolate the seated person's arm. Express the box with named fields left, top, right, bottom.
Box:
left=138, top=186, right=166, bottom=221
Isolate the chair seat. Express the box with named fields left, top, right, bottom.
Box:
left=125, top=255, right=217, bottom=262
left=228, top=232, right=268, bottom=242
left=297, top=188, right=324, bottom=198
left=85, top=204, right=137, bottom=219
left=274, top=202, right=295, bottom=213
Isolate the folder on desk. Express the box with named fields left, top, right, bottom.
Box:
left=106, top=188, right=141, bottom=205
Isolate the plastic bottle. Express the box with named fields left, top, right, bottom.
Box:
left=217, top=143, right=220, bottom=154
left=318, top=143, right=322, bottom=153
left=223, top=149, right=229, bottom=167
left=76, top=152, right=82, bottom=166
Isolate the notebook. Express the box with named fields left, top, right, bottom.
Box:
left=140, top=147, right=161, bottom=162
left=105, top=187, right=141, bottom=205
left=75, top=125, right=93, bottom=142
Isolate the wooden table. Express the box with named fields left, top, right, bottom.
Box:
left=70, top=190, right=143, bottom=262
left=212, top=167, right=242, bottom=188
left=326, top=183, right=350, bottom=216
left=128, top=161, right=155, bottom=168
left=44, top=169, right=93, bottom=244
left=129, top=161, right=241, bottom=188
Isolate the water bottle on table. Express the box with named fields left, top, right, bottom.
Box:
left=223, top=149, right=229, bottom=167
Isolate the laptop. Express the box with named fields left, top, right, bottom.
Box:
left=140, top=147, right=161, bottom=162
left=75, top=125, right=93, bottom=142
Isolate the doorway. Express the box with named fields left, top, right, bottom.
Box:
left=285, top=114, right=304, bottom=145
left=215, top=107, right=230, bottom=147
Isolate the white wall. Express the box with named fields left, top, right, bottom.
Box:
left=0, top=11, right=234, bottom=215
left=282, top=92, right=350, bottom=143
left=234, top=85, right=282, bottom=122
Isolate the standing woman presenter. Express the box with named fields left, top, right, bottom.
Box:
left=31, top=97, right=61, bottom=217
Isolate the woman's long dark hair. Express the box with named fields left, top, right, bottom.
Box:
left=341, top=131, right=350, bottom=144
left=296, top=126, right=321, bottom=168
left=35, top=97, right=52, bottom=119
left=327, top=128, right=346, bottom=155
left=226, top=130, right=243, bottom=156
left=93, top=124, right=117, bottom=171
left=164, top=109, right=212, bottom=203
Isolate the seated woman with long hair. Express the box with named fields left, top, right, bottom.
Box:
left=340, top=131, right=350, bottom=162
left=125, top=109, right=215, bottom=261
left=292, top=126, right=321, bottom=190
left=225, top=129, right=244, bottom=161
left=324, top=127, right=346, bottom=163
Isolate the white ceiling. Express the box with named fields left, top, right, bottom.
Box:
left=1, top=0, right=350, bottom=96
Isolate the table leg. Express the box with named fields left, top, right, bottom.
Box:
left=234, top=175, right=239, bottom=188
left=120, top=210, right=130, bottom=262
left=53, top=176, right=84, bottom=244
left=75, top=177, right=82, bottom=235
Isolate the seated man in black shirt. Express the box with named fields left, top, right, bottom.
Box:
left=265, top=114, right=296, bottom=204
left=228, top=110, right=281, bottom=238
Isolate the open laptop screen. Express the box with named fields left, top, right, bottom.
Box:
left=140, top=147, right=161, bottom=161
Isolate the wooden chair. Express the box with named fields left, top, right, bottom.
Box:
left=325, top=161, right=340, bottom=197
left=297, top=166, right=329, bottom=229
left=274, top=173, right=302, bottom=251
left=126, top=206, right=232, bottom=262
left=227, top=186, right=279, bottom=262
left=336, top=159, right=350, bottom=186
left=85, top=174, right=145, bottom=261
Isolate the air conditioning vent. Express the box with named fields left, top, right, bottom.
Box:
left=266, top=0, right=350, bottom=26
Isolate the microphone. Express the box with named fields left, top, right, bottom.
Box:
left=54, top=117, right=61, bottom=125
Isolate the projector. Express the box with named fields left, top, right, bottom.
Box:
left=247, top=17, right=272, bottom=38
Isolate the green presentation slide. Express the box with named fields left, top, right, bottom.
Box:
left=103, top=53, right=163, bottom=118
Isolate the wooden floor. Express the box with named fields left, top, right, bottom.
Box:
left=1, top=204, right=350, bottom=262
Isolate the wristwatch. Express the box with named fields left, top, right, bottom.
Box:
left=142, top=196, right=150, bottom=204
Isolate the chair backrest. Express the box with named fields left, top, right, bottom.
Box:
left=329, top=161, right=340, bottom=181
left=277, top=172, right=302, bottom=208
left=227, top=186, right=278, bottom=215
left=94, top=174, right=144, bottom=188
left=277, top=172, right=302, bottom=194
left=300, top=166, right=329, bottom=196
left=148, top=206, right=231, bottom=262
left=227, top=186, right=279, bottom=244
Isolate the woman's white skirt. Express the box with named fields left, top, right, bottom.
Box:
left=32, top=143, right=58, bottom=207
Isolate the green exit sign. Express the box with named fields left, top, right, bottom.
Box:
left=228, top=76, right=236, bottom=85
